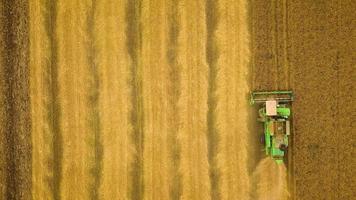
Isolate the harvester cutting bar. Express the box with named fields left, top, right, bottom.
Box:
left=250, top=90, right=294, bottom=104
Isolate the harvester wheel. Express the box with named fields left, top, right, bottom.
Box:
left=279, top=144, right=287, bottom=151
left=260, top=134, right=265, bottom=144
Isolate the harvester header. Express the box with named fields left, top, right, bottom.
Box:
left=250, top=90, right=294, bottom=104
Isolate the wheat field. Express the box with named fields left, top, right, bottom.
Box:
left=1, top=0, right=257, bottom=199
left=1, top=0, right=354, bottom=199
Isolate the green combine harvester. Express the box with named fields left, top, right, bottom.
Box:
left=250, top=91, right=294, bottom=164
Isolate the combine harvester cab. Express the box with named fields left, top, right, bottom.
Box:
left=250, top=91, right=294, bottom=164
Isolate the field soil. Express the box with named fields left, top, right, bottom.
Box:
left=0, top=0, right=354, bottom=200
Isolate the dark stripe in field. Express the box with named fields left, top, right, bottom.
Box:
left=126, top=1, right=145, bottom=200
left=87, top=1, right=103, bottom=199
left=206, top=0, right=220, bottom=199
left=167, top=0, right=182, bottom=199
left=44, top=0, right=62, bottom=199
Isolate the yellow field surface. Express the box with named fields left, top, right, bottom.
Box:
left=26, top=0, right=255, bottom=199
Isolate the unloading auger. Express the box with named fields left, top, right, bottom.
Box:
left=250, top=91, right=294, bottom=164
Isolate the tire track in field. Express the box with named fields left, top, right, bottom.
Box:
left=87, top=1, right=103, bottom=199
left=126, top=1, right=145, bottom=199
left=205, top=0, right=220, bottom=199
left=271, top=0, right=279, bottom=89
left=275, top=2, right=292, bottom=199
left=282, top=0, right=290, bottom=89
left=274, top=0, right=290, bottom=90
left=281, top=0, right=295, bottom=197
left=166, top=1, right=182, bottom=199
left=44, top=1, right=62, bottom=199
